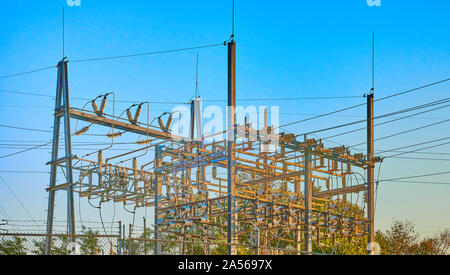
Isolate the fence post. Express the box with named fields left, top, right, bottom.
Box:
left=118, top=221, right=122, bottom=255
left=143, top=217, right=147, bottom=255
left=129, top=224, right=133, bottom=255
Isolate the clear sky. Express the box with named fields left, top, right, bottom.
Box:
left=0, top=0, right=449, bottom=236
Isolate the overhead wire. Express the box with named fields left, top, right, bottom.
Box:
left=377, top=136, right=450, bottom=155
left=378, top=180, right=450, bottom=186
left=280, top=78, right=450, bottom=128
left=70, top=43, right=225, bottom=64
left=350, top=118, right=450, bottom=148
left=0, top=66, right=56, bottom=79
left=299, top=97, right=450, bottom=137
left=379, top=171, right=450, bottom=182
left=383, top=141, right=450, bottom=159
left=0, top=176, right=39, bottom=226
left=323, top=102, right=450, bottom=140
left=0, top=142, right=52, bottom=159
left=0, top=88, right=188, bottom=105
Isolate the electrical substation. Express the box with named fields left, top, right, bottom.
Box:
left=43, top=39, right=381, bottom=255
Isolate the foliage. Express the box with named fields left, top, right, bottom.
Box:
left=376, top=220, right=449, bottom=255
left=78, top=227, right=100, bottom=255
left=0, top=236, right=27, bottom=255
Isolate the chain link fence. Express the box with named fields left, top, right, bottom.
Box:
left=0, top=219, right=335, bottom=255
left=1, top=232, right=320, bottom=255
left=0, top=233, right=120, bottom=255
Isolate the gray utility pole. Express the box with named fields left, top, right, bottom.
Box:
left=227, top=39, right=237, bottom=256
left=367, top=32, right=376, bottom=250
left=154, top=145, right=163, bottom=255
left=45, top=58, right=76, bottom=255
left=304, top=135, right=313, bottom=254
left=367, top=92, right=375, bottom=247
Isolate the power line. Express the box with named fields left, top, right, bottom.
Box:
left=379, top=171, right=450, bottom=182
left=0, top=171, right=50, bottom=174
left=281, top=78, right=450, bottom=128
left=0, top=124, right=52, bottom=133
left=0, top=205, right=11, bottom=220
left=375, top=78, right=450, bottom=102
left=323, top=102, right=450, bottom=140
left=389, top=156, right=450, bottom=162
left=377, top=136, right=450, bottom=155
left=0, top=66, right=56, bottom=80
left=373, top=150, right=450, bottom=156
left=281, top=102, right=366, bottom=128
left=0, top=89, right=58, bottom=99
left=70, top=43, right=225, bottom=64
left=0, top=88, right=188, bottom=105
left=205, top=96, right=363, bottom=102
left=0, top=176, right=38, bottom=225
left=350, top=118, right=450, bottom=147
left=379, top=180, right=450, bottom=186
left=383, top=141, right=450, bottom=159
left=302, top=98, right=450, bottom=137
left=0, top=147, right=153, bottom=152
left=0, top=123, right=109, bottom=137
left=0, top=88, right=364, bottom=104
left=0, top=142, right=52, bottom=159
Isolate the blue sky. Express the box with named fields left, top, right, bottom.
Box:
left=0, top=0, right=449, bottom=236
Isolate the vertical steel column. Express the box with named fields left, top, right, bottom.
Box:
left=143, top=217, right=148, bottom=255
left=45, top=59, right=75, bottom=254
left=62, top=60, right=76, bottom=243
left=154, top=145, right=163, bottom=255
left=304, top=136, right=313, bottom=254
left=129, top=224, right=133, bottom=254
left=253, top=226, right=259, bottom=255
left=118, top=221, right=122, bottom=255
left=227, top=40, right=237, bottom=255
left=367, top=93, right=375, bottom=247
left=45, top=61, right=63, bottom=255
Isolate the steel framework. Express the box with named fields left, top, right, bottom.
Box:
left=45, top=41, right=380, bottom=255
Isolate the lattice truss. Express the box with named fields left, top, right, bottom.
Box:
left=53, top=95, right=379, bottom=249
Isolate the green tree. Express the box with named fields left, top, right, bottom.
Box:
left=0, top=236, right=27, bottom=255
left=32, top=235, right=70, bottom=255
left=376, top=220, right=449, bottom=255
left=78, top=227, right=100, bottom=255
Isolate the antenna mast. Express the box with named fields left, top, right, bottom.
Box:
left=62, top=6, right=65, bottom=59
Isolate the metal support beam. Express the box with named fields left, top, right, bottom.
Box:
left=367, top=93, right=375, bottom=248
left=154, top=145, right=163, bottom=255
left=304, top=136, right=313, bottom=254
left=63, top=59, right=76, bottom=243
left=69, top=109, right=177, bottom=140
left=314, top=184, right=367, bottom=198
left=227, top=40, right=237, bottom=255
left=244, top=171, right=303, bottom=185
left=45, top=59, right=76, bottom=254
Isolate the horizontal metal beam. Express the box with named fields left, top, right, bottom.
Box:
left=69, top=109, right=181, bottom=140
left=313, top=184, right=367, bottom=198
left=244, top=171, right=304, bottom=185
left=46, top=182, right=73, bottom=192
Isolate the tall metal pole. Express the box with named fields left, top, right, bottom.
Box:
left=129, top=224, right=133, bottom=255
left=45, top=61, right=63, bottom=255
left=45, top=59, right=76, bottom=254
left=63, top=60, right=76, bottom=243
left=227, top=40, right=237, bottom=255
left=367, top=93, right=375, bottom=247
left=143, top=217, right=148, bottom=255
left=118, top=221, right=122, bottom=255
left=304, top=135, right=313, bottom=254
left=154, top=145, right=163, bottom=255
left=367, top=32, right=375, bottom=250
